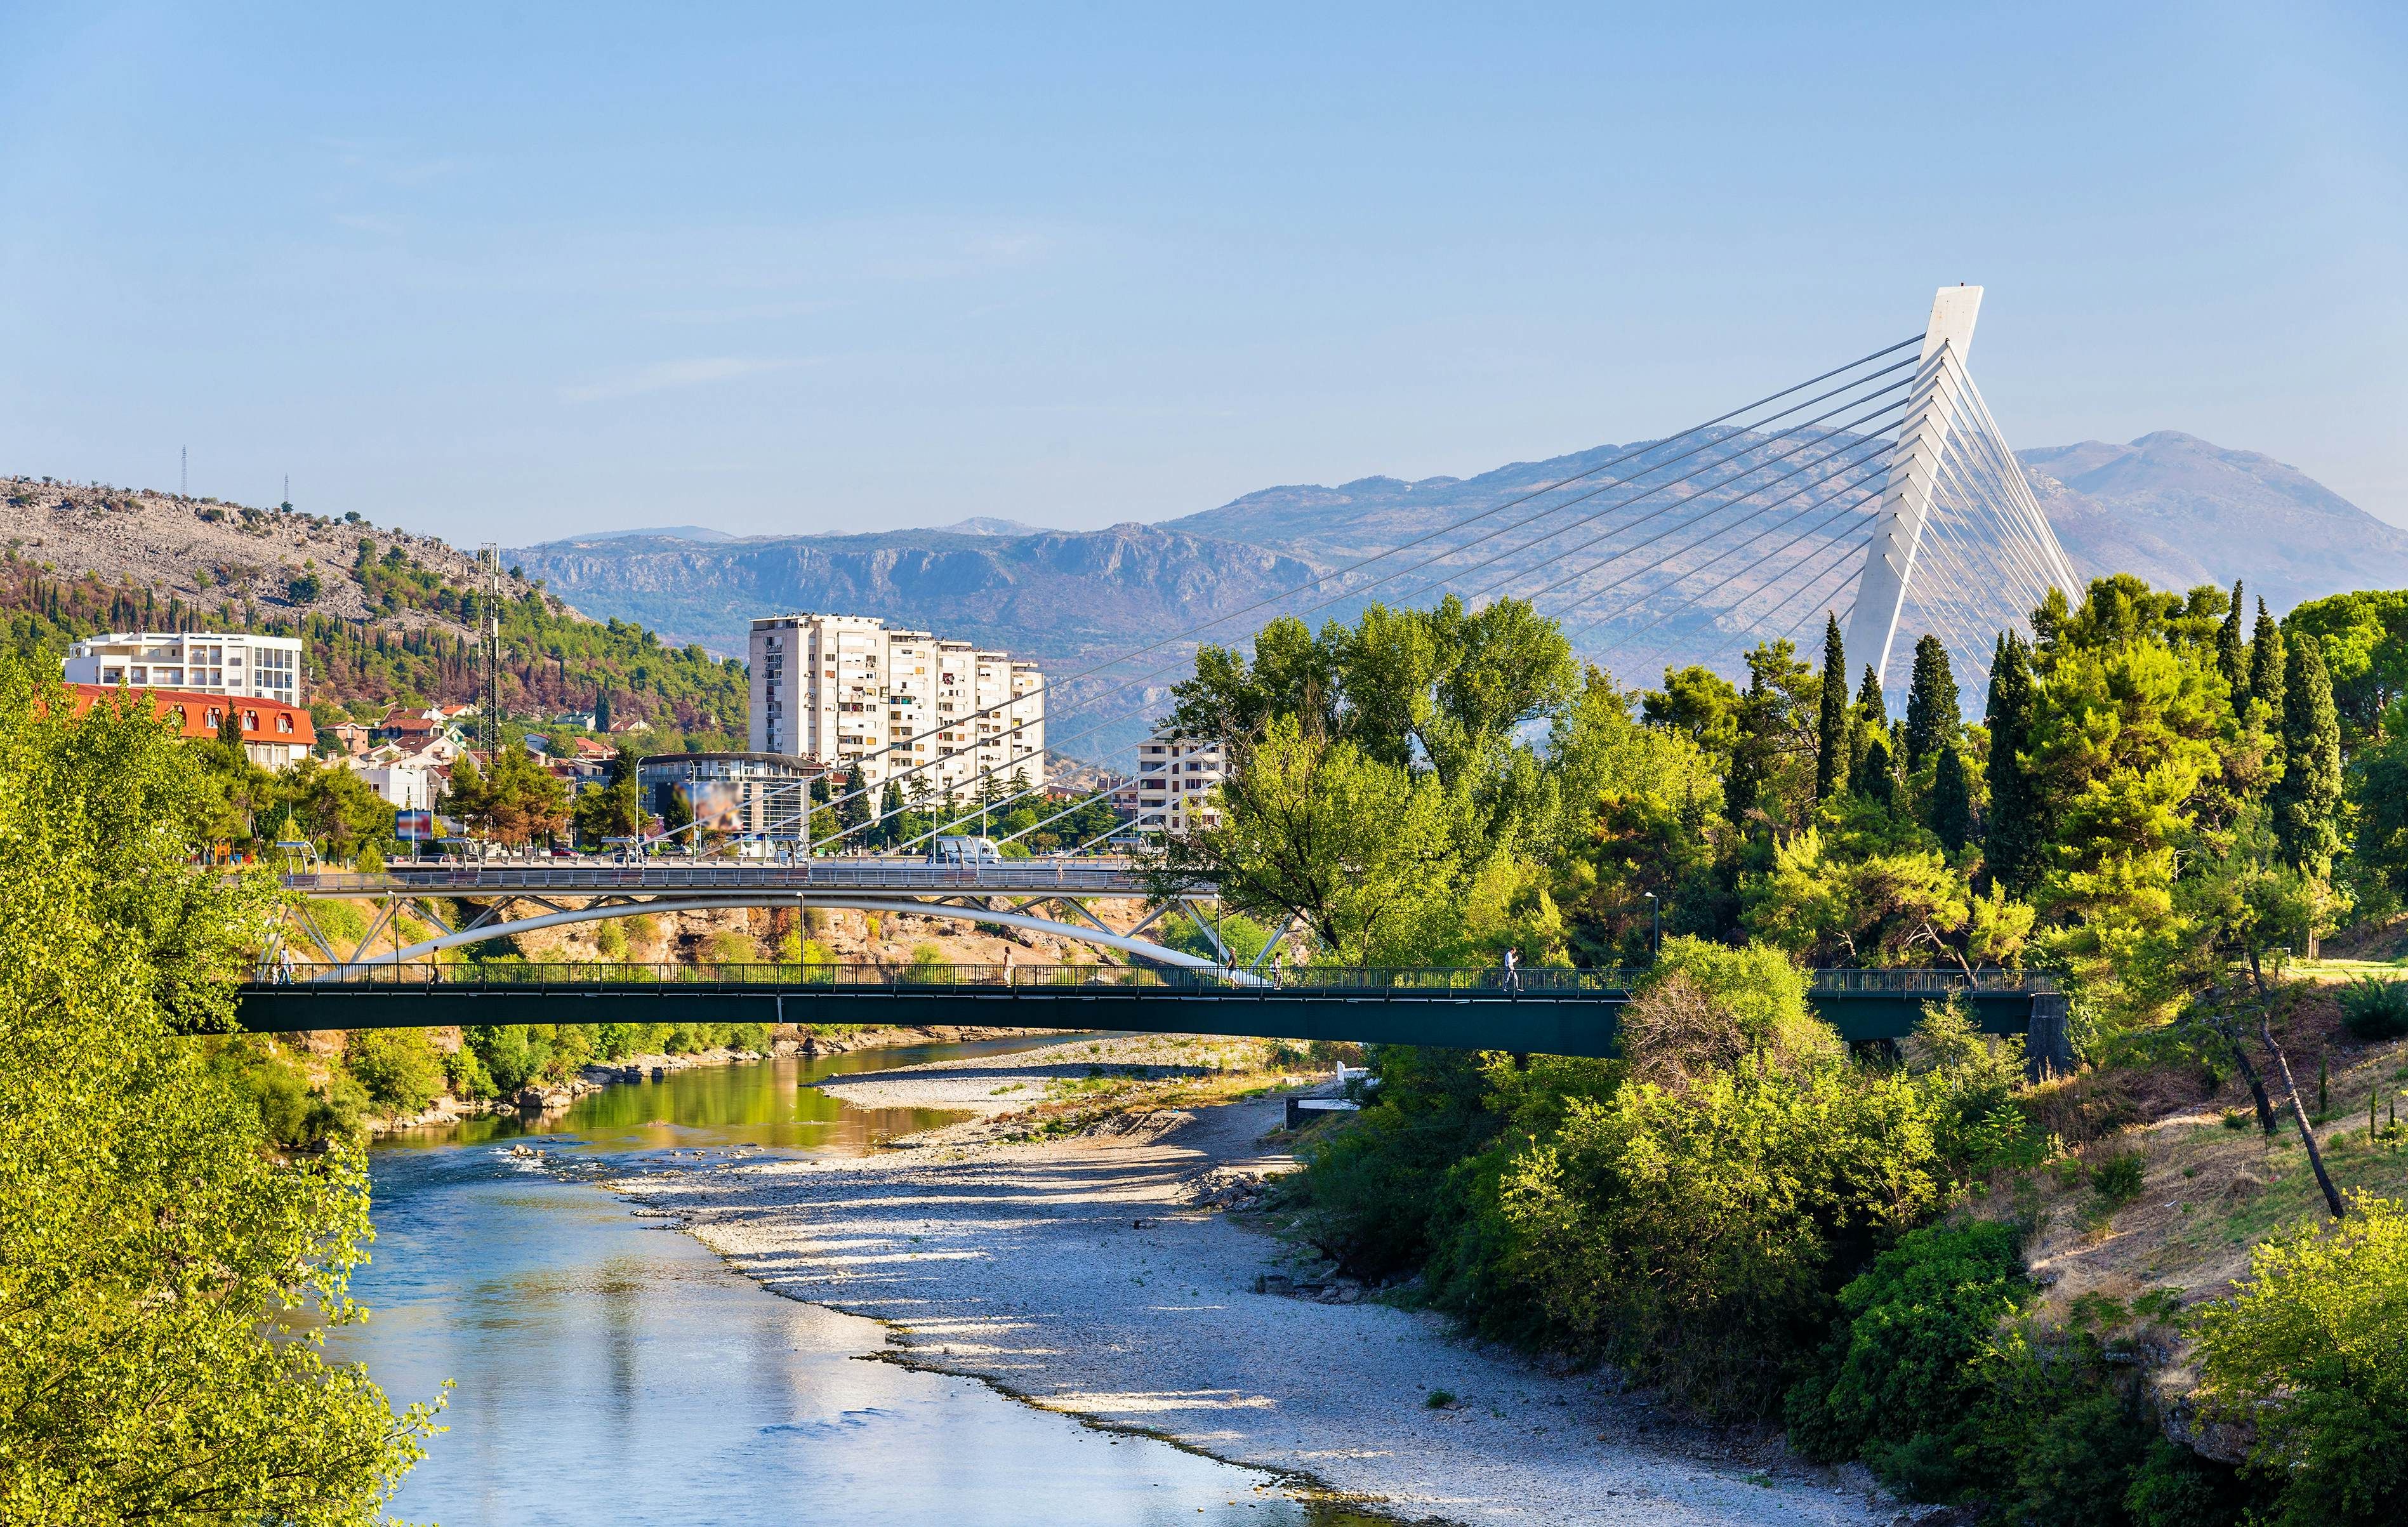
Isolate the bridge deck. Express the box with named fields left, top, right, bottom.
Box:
left=282, top=861, right=1166, bottom=897
left=237, top=963, right=2057, bottom=1057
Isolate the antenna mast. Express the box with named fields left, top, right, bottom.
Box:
left=479, top=543, right=503, bottom=758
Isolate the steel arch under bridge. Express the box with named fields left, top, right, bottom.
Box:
left=270, top=859, right=1241, bottom=977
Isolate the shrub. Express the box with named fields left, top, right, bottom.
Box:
left=1291, top=1046, right=1500, bottom=1281
left=2193, top=1191, right=2408, bottom=1525
left=2090, top=1150, right=2147, bottom=1209
left=2336, top=976, right=2408, bottom=1041
left=1785, top=1221, right=2031, bottom=1468
left=346, top=1028, right=446, bottom=1113
left=593, top=920, right=628, bottom=960
left=465, top=1024, right=550, bottom=1094
left=701, top=928, right=757, bottom=965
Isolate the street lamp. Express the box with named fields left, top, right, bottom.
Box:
left=1643, top=892, right=1660, bottom=962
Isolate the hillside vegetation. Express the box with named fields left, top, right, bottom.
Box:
left=2, top=473, right=745, bottom=743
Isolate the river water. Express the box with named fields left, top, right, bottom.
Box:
left=341, top=1038, right=1383, bottom=1526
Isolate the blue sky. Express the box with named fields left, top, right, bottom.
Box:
left=3, top=3, right=2402, bottom=542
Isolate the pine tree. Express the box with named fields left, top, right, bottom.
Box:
left=2271, top=637, right=2342, bottom=875
left=2248, top=598, right=2285, bottom=720
left=1984, top=631, right=2042, bottom=893
left=1930, top=741, right=1972, bottom=852
left=1903, top=633, right=1959, bottom=772
left=1815, top=614, right=1846, bottom=802
left=2214, top=580, right=2247, bottom=693
left=878, top=778, right=906, bottom=849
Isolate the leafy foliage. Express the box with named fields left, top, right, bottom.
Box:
left=2194, top=1193, right=2408, bottom=1526
left=0, top=656, right=437, bottom=1520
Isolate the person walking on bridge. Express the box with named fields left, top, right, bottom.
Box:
left=1502, top=945, right=1520, bottom=993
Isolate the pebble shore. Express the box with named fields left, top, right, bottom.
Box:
left=605, top=1036, right=1898, bottom=1527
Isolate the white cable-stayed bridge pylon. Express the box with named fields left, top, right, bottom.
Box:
left=1844, top=286, right=2081, bottom=697
left=752, top=288, right=2077, bottom=865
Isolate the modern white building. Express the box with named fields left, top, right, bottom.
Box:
left=749, top=614, right=1044, bottom=801
left=65, top=630, right=305, bottom=706
left=1132, top=733, right=1224, bottom=835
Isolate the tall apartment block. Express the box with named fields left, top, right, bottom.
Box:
left=1133, top=733, right=1225, bottom=835
left=65, top=630, right=305, bottom=705
left=748, top=614, right=1045, bottom=801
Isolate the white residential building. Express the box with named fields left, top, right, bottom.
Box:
left=1132, top=733, right=1224, bottom=835
left=748, top=614, right=1045, bottom=802
left=65, top=630, right=305, bottom=705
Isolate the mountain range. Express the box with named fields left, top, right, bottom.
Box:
left=509, top=430, right=2408, bottom=761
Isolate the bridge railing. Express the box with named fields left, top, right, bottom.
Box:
left=255, top=961, right=2053, bottom=996
left=1806, top=967, right=2058, bottom=995
left=277, top=861, right=1161, bottom=894
left=260, top=961, right=1651, bottom=993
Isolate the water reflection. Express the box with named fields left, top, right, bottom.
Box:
left=345, top=1037, right=1389, bottom=1526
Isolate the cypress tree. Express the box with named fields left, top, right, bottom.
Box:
left=1860, top=736, right=1896, bottom=809
left=2214, top=579, right=2247, bottom=694
left=1903, top=633, right=1959, bottom=772
left=2272, top=637, right=2342, bottom=875
left=2248, top=598, right=2285, bottom=720
left=1847, top=663, right=1885, bottom=794
left=1984, top=631, right=2041, bottom=893
left=1930, top=741, right=1972, bottom=852
left=1815, top=614, right=1846, bottom=801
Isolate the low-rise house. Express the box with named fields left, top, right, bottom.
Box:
left=66, top=682, right=315, bottom=769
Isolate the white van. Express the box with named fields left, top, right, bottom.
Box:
left=929, top=835, right=1006, bottom=864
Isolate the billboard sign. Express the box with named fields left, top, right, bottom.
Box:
left=678, top=780, right=745, bottom=834
left=395, top=809, right=434, bottom=842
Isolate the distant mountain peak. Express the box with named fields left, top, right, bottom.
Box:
left=936, top=515, right=1050, bottom=536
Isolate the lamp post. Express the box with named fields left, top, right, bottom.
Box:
left=1644, top=892, right=1660, bottom=962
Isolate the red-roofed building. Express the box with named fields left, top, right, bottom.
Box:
left=67, top=683, right=317, bottom=769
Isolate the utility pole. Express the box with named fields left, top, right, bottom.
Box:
left=180, top=447, right=187, bottom=499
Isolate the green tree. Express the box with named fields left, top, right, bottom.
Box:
left=345, top=1028, right=447, bottom=1114
left=2248, top=598, right=2286, bottom=721
left=1983, top=632, right=2042, bottom=894
left=1643, top=664, right=1742, bottom=762
left=1902, top=634, right=1959, bottom=772
left=2216, top=579, right=2247, bottom=693
left=444, top=745, right=569, bottom=846
left=571, top=748, right=644, bottom=845
left=1929, top=743, right=1972, bottom=853
left=0, top=662, right=437, bottom=1519
left=1155, top=715, right=1464, bottom=963
left=1816, top=614, right=1847, bottom=801
left=1858, top=735, right=1896, bottom=808
left=2271, top=637, right=2343, bottom=875
left=2350, top=718, right=2408, bottom=906
left=2193, top=1191, right=2408, bottom=1526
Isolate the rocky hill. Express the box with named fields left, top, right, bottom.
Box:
left=0, top=474, right=746, bottom=739
left=2, top=472, right=534, bottom=630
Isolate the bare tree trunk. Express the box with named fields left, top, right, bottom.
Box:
left=2259, top=1019, right=2346, bottom=1220
left=2219, top=1022, right=2280, bottom=1135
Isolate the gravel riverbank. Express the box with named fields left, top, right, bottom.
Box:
left=604, top=1036, right=1894, bottom=1527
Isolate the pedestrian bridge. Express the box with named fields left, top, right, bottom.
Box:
left=284, top=858, right=1167, bottom=898
left=237, top=962, right=2067, bottom=1064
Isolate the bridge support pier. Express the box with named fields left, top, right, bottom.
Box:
left=2025, top=991, right=2072, bottom=1081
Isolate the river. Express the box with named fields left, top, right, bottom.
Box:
left=340, top=1037, right=1387, bottom=1526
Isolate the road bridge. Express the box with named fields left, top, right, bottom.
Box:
left=274, top=857, right=1223, bottom=974
left=237, top=962, right=2068, bottom=1067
